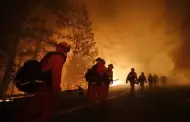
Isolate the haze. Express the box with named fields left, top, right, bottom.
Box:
left=84, top=0, right=190, bottom=84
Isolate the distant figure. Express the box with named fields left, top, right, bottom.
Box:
left=155, top=75, right=159, bottom=86
left=138, top=72, right=147, bottom=92
left=153, top=74, right=159, bottom=88
left=148, top=74, right=153, bottom=88
left=162, top=76, right=167, bottom=85
left=126, top=68, right=137, bottom=96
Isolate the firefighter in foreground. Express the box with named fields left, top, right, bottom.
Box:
left=85, top=57, right=108, bottom=106
left=138, top=72, right=147, bottom=92
left=126, top=68, right=137, bottom=95
left=102, top=64, right=114, bottom=101
left=40, top=42, right=70, bottom=122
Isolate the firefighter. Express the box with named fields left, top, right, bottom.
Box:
left=148, top=74, right=153, bottom=88
left=153, top=74, right=159, bottom=88
left=40, top=42, right=70, bottom=122
left=87, top=57, right=107, bottom=106
left=138, top=72, right=147, bottom=92
left=162, top=76, right=167, bottom=85
left=160, top=76, right=163, bottom=86
left=126, top=68, right=137, bottom=96
left=155, top=74, right=159, bottom=87
left=102, top=64, right=114, bottom=101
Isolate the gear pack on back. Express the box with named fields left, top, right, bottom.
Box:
left=14, top=51, right=66, bottom=93
left=127, top=72, right=137, bottom=81
left=85, top=64, right=99, bottom=83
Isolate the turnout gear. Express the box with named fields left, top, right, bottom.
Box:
left=40, top=42, right=70, bottom=122
left=138, top=72, right=147, bottom=92
left=160, top=76, right=167, bottom=85
left=85, top=64, right=101, bottom=84
left=126, top=68, right=137, bottom=95
left=14, top=52, right=67, bottom=93
left=14, top=42, right=70, bottom=122
left=102, top=64, right=114, bottom=101
left=87, top=57, right=107, bottom=105
left=153, top=74, right=159, bottom=88
left=148, top=74, right=153, bottom=88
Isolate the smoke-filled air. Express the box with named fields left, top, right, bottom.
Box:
left=86, top=0, right=190, bottom=85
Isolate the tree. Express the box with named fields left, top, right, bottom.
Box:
left=0, top=0, right=37, bottom=96
left=20, top=3, right=56, bottom=60
left=56, top=3, right=98, bottom=88
left=20, top=0, right=72, bottom=60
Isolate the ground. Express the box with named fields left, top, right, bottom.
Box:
left=55, top=85, right=190, bottom=122
left=1, top=85, right=190, bottom=122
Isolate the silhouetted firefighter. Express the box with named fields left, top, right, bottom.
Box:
left=14, top=42, right=70, bottom=122
left=138, top=72, right=147, bottom=92
left=126, top=68, right=138, bottom=96
left=102, top=64, right=114, bottom=101
left=85, top=57, right=110, bottom=106
left=148, top=74, right=153, bottom=88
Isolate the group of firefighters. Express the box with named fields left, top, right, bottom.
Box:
left=14, top=41, right=168, bottom=122
left=126, top=68, right=168, bottom=95
left=85, top=58, right=168, bottom=105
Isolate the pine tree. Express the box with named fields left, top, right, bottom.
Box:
left=60, top=3, right=98, bottom=88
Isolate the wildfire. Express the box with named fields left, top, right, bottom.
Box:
left=110, top=80, right=123, bottom=87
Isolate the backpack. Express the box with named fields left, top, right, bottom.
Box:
left=85, top=64, right=100, bottom=83
left=138, top=75, right=146, bottom=82
left=127, top=72, right=136, bottom=81
left=14, top=51, right=66, bottom=93
left=102, top=69, right=112, bottom=83
left=148, top=76, right=153, bottom=82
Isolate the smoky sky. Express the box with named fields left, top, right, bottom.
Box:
left=85, top=0, right=190, bottom=82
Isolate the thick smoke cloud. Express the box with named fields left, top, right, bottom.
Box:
left=85, top=0, right=190, bottom=84
left=164, top=0, right=190, bottom=84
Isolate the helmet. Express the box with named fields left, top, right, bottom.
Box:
left=94, top=57, right=105, bottom=64
left=56, top=42, right=70, bottom=52
left=131, top=68, right=135, bottom=71
left=108, top=64, right=114, bottom=68
left=100, top=59, right=105, bottom=64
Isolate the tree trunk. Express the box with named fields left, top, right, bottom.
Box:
left=0, top=39, right=19, bottom=96
left=32, top=39, right=42, bottom=60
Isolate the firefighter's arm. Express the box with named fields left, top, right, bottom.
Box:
left=137, top=77, right=140, bottom=83
left=110, top=71, right=113, bottom=84
left=51, top=55, right=65, bottom=92
left=135, top=72, right=138, bottom=80
left=126, top=74, right=129, bottom=83
left=145, top=77, right=147, bottom=83
left=102, top=65, right=108, bottom=74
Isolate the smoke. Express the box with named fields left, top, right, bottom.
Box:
left=85, top=0, right=190, bottom=84
left=164, top=0, right=190, bottom=85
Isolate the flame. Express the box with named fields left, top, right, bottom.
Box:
left=110, top=80, right=123, bottom=87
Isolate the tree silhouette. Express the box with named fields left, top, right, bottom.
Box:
left=0, top=0, right=38, bottom=95
left=58, top=4, right=98, bottom=88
